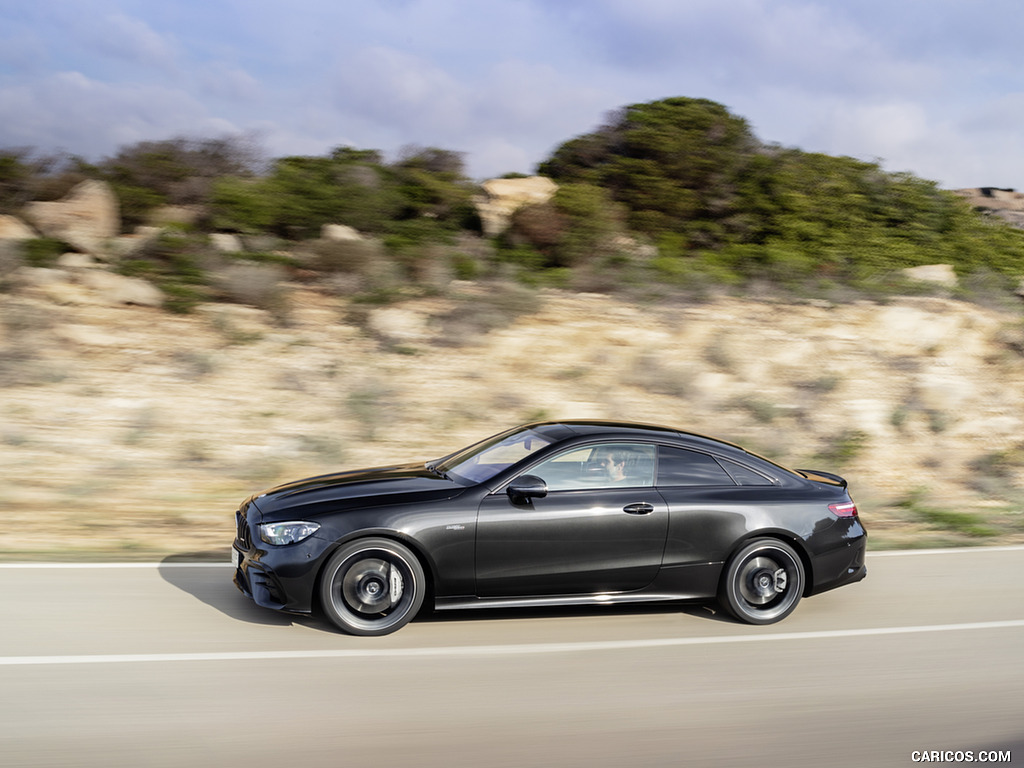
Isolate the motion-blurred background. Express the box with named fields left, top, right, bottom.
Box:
left=1, top=2, right=1023, bottom=559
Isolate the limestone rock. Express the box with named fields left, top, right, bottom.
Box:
left=36, top=281, right=99, bottom=306
left=0, top=215, right=36, bottom=240
left=109, top=226, right=164, bottom=260
left=322, top=224, right=363, bottom=242
left=871, top=301, right=964, bottom=354
left=56, top=253, right=97, bottom=269
left=915, top=369, right=973, bottom=414
left=953, top=188, right=1024, bottom=230
left=609, top=234, right=657, bottom=260
left=901, top=264, right=958, bottom=289
left=994, top=210, right=1024, bottom=229
left=213, top=262, right=286, bottom=308
left=473, top=176, right=558, bottom=236
left=239, top=234, right=283, bottom=252
left=76, top=270, right=164, bottom=307
left=23, top=180, right=120, bottom=255
left=16, top=269, right=99, bottom=305
left=210, top=233, right=243, bottom=253
left=56, top=324, right=129, bottom=346
left=17, top=267, right=72, bottom=287
left=0, top=240, right=22, bottom=282
left=953, top=187, right=1024, bottom=212
left=366, top=306, right=431, bottom=343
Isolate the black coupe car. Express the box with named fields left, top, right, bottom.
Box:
left=232, top=420, right=866, bottom=636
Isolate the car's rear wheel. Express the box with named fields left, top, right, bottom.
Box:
left=720, top=538, right=804, bottom=625
left=319, top=537, right=425, bottom=636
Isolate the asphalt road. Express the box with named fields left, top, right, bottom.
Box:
left=1, top=547, right=1022, bottom=768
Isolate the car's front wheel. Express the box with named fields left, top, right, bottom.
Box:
left=319, top=537, right=426, bottom=636
left=720, top=538, right=804, bottom=625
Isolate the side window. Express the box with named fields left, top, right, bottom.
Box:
left=657, top=446, right=735, bottom=486
left=721, top=459, right=775, bottom=486
left=527, top=443, right=656, bottom=492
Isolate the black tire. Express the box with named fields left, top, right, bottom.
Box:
left=720, top=538, right=804, bottom=625
left=319, top=537, right=426, bottom=636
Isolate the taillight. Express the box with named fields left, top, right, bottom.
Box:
left=829, top=501, right=858, bottom=517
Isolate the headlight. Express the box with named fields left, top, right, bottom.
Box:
left=259, top=521, right=321, bottom=546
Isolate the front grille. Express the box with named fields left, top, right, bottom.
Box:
left=236, top=511, right=252, bottom=549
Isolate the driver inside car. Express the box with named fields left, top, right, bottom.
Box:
left=597, top=449, right=631, bottom=483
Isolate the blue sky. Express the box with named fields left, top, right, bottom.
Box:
left=1, top=0, right=1022, bottom=187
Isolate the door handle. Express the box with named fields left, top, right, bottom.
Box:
left=623, top=502, right=655, bottom=515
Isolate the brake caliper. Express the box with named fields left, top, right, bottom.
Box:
left=773, top=568, right=788, bottom=593
left=388, top=565, right=404, bottom=606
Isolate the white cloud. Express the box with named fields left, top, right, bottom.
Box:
left=90, top=13, right=179, bottom=73
left=814, top=101, right=930, bottom=159
left=1, top=0, right=1024, bottom=187
left=197, top=63, right=263, bottom=105
left=0, top=71, right=240, bottom=157
left=330, top=46, right=469, bottom=135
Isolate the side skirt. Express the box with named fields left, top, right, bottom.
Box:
left=435, top=561, right=723, bottom=612
left=434, top=592, right=696, bottom=611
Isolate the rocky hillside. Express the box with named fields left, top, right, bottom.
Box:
left=2, top=272, right=1023, bottom=559
left=954, top=187, right=1024, bottom=229
left=0, top=178, right=1023, bottom=559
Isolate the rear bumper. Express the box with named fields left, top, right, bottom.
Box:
left=809, top=523, right=868, bottom=596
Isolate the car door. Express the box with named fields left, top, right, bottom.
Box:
left=475, top=442, right=668, bottom=597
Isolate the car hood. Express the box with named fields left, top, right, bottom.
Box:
left=250, top=462, right=466, bottom=521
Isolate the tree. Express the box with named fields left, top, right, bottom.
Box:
left=539, top=97, right=761, bottom=244
left=541, top=97, right=1024, bottom=283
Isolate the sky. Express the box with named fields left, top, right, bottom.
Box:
left=1, top=0, right=1022, bottom=188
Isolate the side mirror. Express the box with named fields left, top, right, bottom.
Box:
left=507, top=474, right=548, bottom=502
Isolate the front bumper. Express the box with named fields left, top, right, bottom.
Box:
left=232, top=508, right=333, bottom=615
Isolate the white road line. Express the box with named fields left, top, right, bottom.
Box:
left=867, top=545, right=1024, bottom=557
left=2, top=620, right=1022, bottom=667
left=0, top=562, right=233, bottom=568
left=1, top=545, right=1022, bottom=568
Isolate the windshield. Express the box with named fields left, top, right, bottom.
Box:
left=437, top=427, right=553, bottom=485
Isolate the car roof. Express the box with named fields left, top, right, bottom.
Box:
left=530, top=419, right=744, bottom=451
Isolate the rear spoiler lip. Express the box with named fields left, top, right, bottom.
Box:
left=797, top=469, right=848, bottom=488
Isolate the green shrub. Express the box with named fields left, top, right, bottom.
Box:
left=116, top=232, right=214, bottom=312
left=539, top=97, right=1024, bottom=287
left=624, top=352, right=692, bottom=397
left=215, top=262, right=288, bottom=314
left=895, top=491, right=999, bottom=538
left=736, top=396, right=779, bottom=423
left=308, top=238, right=384, bottom=274
left=815, top=429, right=869, bottom=466
left=433, top=283, right=542, bottom=346
left=22, top=238, right=67, bottom=267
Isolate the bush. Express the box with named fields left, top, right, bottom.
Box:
left=895, top=491, right=999, bottom=538
left=308, top=238, right=386, bottom=275
left=215, top=262, right=288, bottom=314
left=539, top=97, right=1024, bottom=287
left=22, top=238, right=67, bottom=268
left=117, top=232, right=214, bottom=312
left=210, top=176, right=276, bottom=233
left=814, top=429, right=869, bottom=466
left=433, top=283, right=542, bottom=346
